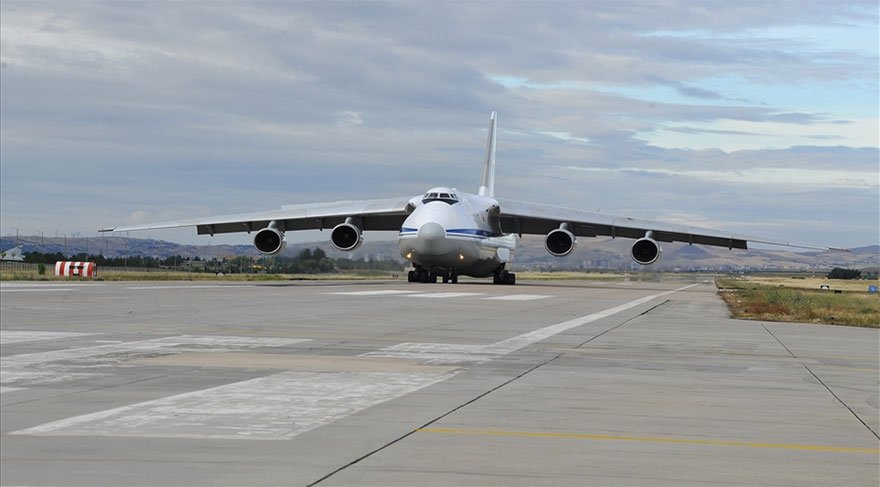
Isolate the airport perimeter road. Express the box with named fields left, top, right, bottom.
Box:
left=1, top=279, right=878, bottom=486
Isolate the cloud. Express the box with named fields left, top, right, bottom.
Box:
left=0, top=1, right=877, bottom=248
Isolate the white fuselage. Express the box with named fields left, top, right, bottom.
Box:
left=397, top=187, right=516, bottom=278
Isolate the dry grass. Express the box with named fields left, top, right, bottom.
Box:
left=717, top=277, right=879, bottom=328
left=739, top=275, right=879, bottom=293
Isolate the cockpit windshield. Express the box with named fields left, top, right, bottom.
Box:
left=422, top=190, right=459, bottom=205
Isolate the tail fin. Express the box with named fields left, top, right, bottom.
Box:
left=478, top=111, right=497, bottom=197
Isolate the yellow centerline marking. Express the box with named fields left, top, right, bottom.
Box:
left=418, top=427, right=880, bottom=454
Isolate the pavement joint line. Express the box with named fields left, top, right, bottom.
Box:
left=416, top=427, right=880, bottom=454
left=761, top=323, right=880, bottom=441
left=574, top=299, right=669, bottom=349
left=310, top=285, right=701, bottom=486
left=306, top=353, right=563, bottom=487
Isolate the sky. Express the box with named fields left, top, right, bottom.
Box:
left=1, top=1, right=878, bottom=250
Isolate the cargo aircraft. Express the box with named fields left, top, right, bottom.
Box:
left=101, top=112, right=842, bottom=284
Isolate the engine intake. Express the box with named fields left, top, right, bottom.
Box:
left=631, top=237, right=662, bottom=265
left=253, top=227, right=286, bottom=255
left=331, top=222, right=363, bottom=251
left=545, top=228, right=576, bottom=256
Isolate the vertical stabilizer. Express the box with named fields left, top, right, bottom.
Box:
left=478, top=111, right=497, bottom=197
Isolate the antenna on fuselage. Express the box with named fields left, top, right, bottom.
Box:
left=478, top=111, right=497, bottom=197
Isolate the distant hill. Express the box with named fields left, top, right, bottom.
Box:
left=2, top=236, right=877, bottom=272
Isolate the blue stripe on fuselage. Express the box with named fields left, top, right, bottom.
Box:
left=399, top=227, right=501, bottom=238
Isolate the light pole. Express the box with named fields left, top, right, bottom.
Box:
left=37, top=230, right=44, bottom=253
left=11, top=227, right=19, bottom=246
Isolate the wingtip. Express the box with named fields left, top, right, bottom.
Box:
left=489, top=110, right=496, bottom=120
left=98, top=227, right=116, bottom=233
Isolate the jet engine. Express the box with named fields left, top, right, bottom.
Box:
left=545, top=227, right=577, bottom=256
left=631, top=237, right=662, bottom=265
left=331, top=220, right=363, bottom=251
left=253, top=227, right=286, bottom=255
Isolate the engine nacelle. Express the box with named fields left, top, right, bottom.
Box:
left=331, top=222, right=363, bottom=251
left=631, top=237, right=662, bottom=265
left=253, top=227, right=286, bottom=255
left=545, top=228, right=577, bottom=256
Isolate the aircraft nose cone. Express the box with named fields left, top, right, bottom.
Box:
left=417, top=222, right=446, bottom=242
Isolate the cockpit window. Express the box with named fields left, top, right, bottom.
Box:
left=422, top=191, right=458, bottom=205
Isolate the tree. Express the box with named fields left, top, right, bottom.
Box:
left=827, top=267, right=861, bottom=280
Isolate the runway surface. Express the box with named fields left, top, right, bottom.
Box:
left=1, top=278, right=878, bottom=486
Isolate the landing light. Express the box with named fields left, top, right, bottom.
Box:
left=459, top=254, right=465, bottom=261
left=405, top=252, right=413, bottom=260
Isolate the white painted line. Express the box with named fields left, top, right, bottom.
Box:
left=327, top=290, right=420, bottom=296
left=127, top=285, right=252, bottom=290
left=12, top=370, right=452, bottom=440
left=366, top=284, right=700, bottom=364
left=482, top=294, right=553, bottom=301
left=1, top=288, right=77, bottom=293
left=483, top=284, right=700, bottom=355
left=1, top=335, right=311, bottom=387
left=0, top=283, right=103, bottom=289
left=406, top=292, right=485, bottom=299
left=0, top=386, right=24, bottom=394
left=1, top=331, right=98, bottom=345
left=363, top=343, right=496, bottom=365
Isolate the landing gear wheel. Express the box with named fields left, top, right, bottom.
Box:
left=493, top=270, right=516, bottom=285
left=442, top=275, right=450, bottom=284
left=407, top=270, right=416, bottom=283
left=451, top=274, right=458, bottom=284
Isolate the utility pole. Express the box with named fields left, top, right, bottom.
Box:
left=37, top=231, right=44, bottom=253
left=11, top=227, right=19, bottom=246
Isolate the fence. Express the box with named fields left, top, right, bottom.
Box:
left=1, top=261, right=185, bottom=274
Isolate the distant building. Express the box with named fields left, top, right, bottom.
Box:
left=0, top=245, right=24, bottom=261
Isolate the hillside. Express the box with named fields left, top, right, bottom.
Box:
left=3, top=235, right=876, bottom=272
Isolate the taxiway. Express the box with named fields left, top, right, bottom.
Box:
left=1, top=279, right=878, bottom=486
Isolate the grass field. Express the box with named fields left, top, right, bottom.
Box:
left=717, top=277, right=879, bottom=328
left=738, top=275, right=879, bottom=293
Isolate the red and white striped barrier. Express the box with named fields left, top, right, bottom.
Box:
left=54, top=261, right=97, bottom=278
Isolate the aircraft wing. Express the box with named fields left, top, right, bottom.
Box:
left=495, top=198, right=844, bottom=251
left=100, top=196, right=415, bottom=235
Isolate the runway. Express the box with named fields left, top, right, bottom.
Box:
left=1, top=279, right=878, bottom=486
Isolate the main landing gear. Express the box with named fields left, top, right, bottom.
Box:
left=407, top=268, right=458, bottom=284
left=493, top=270, right=516, bottom=285
left=407, top=267, right=514, bottom=285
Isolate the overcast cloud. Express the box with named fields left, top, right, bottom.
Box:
left=1, top=1, right=877, bottom=249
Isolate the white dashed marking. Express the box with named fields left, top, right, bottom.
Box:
left=406, top=292, right=485, bottom=299
left=362, top=343, right=496, bottom=365
left=12, top=371, right=452, bottom=440
left=1, top=335, right=310, bottom=387
left=1, top=331, right=97, bottom=345
left=482, top=294, right=552, bottom=301
left=1, top=288, right=77, bottom=293
left=368, top=284, right=700, bottom=364
left=127, top=285, right=252, bottom=290
left=327, top=290, right=420, bottom=296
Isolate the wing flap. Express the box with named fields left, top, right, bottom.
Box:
left=103, top=197, right=414, bottom=236
left=496, top=198, right=824, bottom=251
